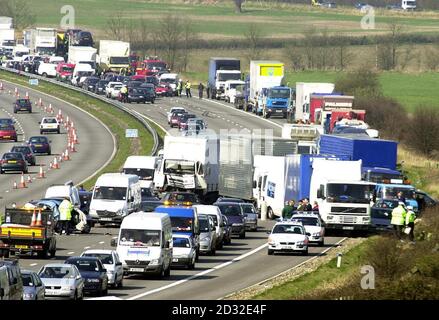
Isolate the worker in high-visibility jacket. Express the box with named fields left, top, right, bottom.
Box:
left=185, top=81, right=192, bottom=98
left=59, top=198, right=73, bottom=235
left=391, top=201, right=407, bottom=240
left=405, top=205, right=416, bottom=242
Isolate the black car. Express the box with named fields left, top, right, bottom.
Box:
left=140, top=200, right=164, bottom=212
left=82, top=77, right=100, bottom=92
left=94, top=80, right=109, bottom=95
left=126, top=87, right=155, bottom=104
left=28, top=136, right=51, bottom=155
left=138, top=84, right=156, bottom=103
left=370, top=199, right=399, bottom=232
left=0, top=152, right=28, bottom=174
left=65, top=257, right=108, bottom=296
left=79, top=191, right=93, bottom=214
left=13, top=98, right=32, bottom=113
left=221, top=215, right=232, bottom=245
left=73, top=31, right=93, bottom=46
left=213, top=202, right=245, bottom=239
left=162, top=192, right=200, bottom=206
left=10, top=145, right=36, bottom=166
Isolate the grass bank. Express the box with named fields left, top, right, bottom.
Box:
left=0, top=70, right=160, bottom=190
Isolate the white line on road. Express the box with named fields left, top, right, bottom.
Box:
left=30, top=263, right=38, bottom=267
left=112, top=236, right=118, bottom=239
left=99, top=241, right=105, bottom=244
left=126, top=243, right=268, bottom=300
left=84, top=246, right=90, bottom=249
left=67, top=252, right=75, bottom=255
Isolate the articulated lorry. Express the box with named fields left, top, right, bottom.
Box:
left=98, top=40, right=130, bottom=73
left=24, top=28, right=57, bottom=55
left=154, top=135, right=220, bottom=203
left=248, top=61, right=289, bottom=117
left=208, top=58, right=241, bottom=100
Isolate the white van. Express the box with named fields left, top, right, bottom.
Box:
left=71, top=63, right=95, bottom=86
left=193, top=205, right=224, bottom=249
left=0, top=266, right=10, bottom=300
left=122, top=156, right=158, bottom=181
left=44, top=182, right=80, bottom=207
left=112, top=212, right=172, bottom=277
left=89, top=173, right=141, bottom=225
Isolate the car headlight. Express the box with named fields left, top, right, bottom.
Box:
left=296, top=241, right=305, bottom=246
left=86, top=278, right=100, bottom=283
left=362, top=217, right=370, bottom=221
left=117, top=209, right=127, bottom=216
left=24, top=293, right=35, bottom=299
left=312, top=232, right=322, bottom=237
left=232, top=223, right=243, bottom=226
left=62, top=286, right=73, bottom=290
left=150, top=259, right=160, bottom=265
left=327, top=215, right=333, bottom=220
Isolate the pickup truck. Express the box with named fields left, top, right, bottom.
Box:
left=0, top=207, right=57, bottom=259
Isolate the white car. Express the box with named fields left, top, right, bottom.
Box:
left=193, top=205, right=224, bottom=249
left=80, top=250, right=124, bottom=288
left=38, top=264, right=85, bottom=300
left=199, top=214, right=217, bottom=255
left=291, top=212, right=325, bottom=246
left=105, top=82, right=123, bottom=98
left=110, top=84, right=123, bottom=99
left=40, top=117, right=60, bottom=134
left=171, top=234, right=196, bottom=269
left=167, top=107, right=186, bottom=124
left=267, top=222, right=309, bottom=255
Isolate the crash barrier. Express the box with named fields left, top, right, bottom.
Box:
left=0, top=66, right=161, bottom=156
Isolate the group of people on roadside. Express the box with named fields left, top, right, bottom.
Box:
left=390, top=199, right=416, bottom=243
left=281, top=198, right=319, bottom=220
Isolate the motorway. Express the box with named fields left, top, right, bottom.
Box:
left=1, top=85, right=344, bottom=300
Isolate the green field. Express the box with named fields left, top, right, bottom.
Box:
left=33, top=0, right=439, bottom=38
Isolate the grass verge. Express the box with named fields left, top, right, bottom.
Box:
left=0, top=70, right=163, bottom=190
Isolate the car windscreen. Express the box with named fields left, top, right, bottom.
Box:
left=83, top=253, right=113, bottom=264
left=164, top=192, right=196, bottom=203
left=199, top=218, right=210, bottom=232
left=164, top=160, right=195, bottom=175
left=21, top=274, right=33, bottom=286
left=173, top=237, right=190, bottom=248
left=119, top=229, right=160, bottom=246
left=39, top=267, right=75, bottom=279
left=268, top=89, right=290, bottom=99
left=29, top=137, right=48, bottom=143
left=0, top=125, right=15, bottom=131
left=123, top=168, right=154, bottom=180
left=272, top=225, right=304, bottom=234
left=43, top=118, right=57, bottom=124
left=241, top=205, right=256, bottom=214
left=2, top=153, right=22, bottom=160
left=0, top=119, right=13, bottom=125
left=293, top=217, right=320, bottom=226
left=69, top=260, right=100, bottom=272
left=217, top=204, right=241, bottom=216
left=17, top=99, right=30, bottom=106
left=170, top=217, right=194, bottom=232
left=11, top=146, right=31, bottom=154
left=93, top=186, right=127, bottom=201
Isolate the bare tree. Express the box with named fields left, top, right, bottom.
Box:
left=158, top=14, right=183, bottom=70
left=105, top=12, right=126, bottom=40
left=233, top=0, right=245, bottom=13
left=0, top=0, right=35, bottom=31
left=424, top=45, right=439, bottom=71
left=179, top=18, right=197, bottom=72
left=388, top=20, right=403, bottom=69
left=244, top=23, right=263, bottom=62
left=408, top=106, right=439, bottom=157
left=284, top=45, right=305, bottom=71
left=302, top=26, right=318, bottom=69
left=333, top=36, right=352, bottom=71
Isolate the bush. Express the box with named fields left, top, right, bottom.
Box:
left=406, top=106, right=439, bottom=157
left=335, top=68, right=382, bottom=98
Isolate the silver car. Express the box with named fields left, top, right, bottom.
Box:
left=240, top=203, right=258, bottom=231
left=171, top=235, right=197, bottom=269
left=198, top=214, right=217, bottom=255
left=21, top=270, right=45, bottom=300
left=81, top=249, right=124, bottom=288
left=38, top=264, right=84, bottom=300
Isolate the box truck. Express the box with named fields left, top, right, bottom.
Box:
left=25, top=28, right=57, bottom=55
left=207, top=58, right=241, bottom=100
left=99, top=40, right=130, bottom=73
left=295, top=82, right=335, bottom=122
left=68, top=46, right=97, bottom=69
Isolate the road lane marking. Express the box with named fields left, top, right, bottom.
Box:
left=112, top=236, right=118, bottom=239
left=99, top=241, right=105, bottom=244
left=84, top=246, right=90, bottom=249
left=30, top=263, right=38, bottom=267
left=126, top=243, right=268, bottom=300
left=67, top=252, right=75, bottom=255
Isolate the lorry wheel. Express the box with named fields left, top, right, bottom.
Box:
left=267, top=208, right=275, bottom=220
left=318, top=240, right=324, bottom=247
left=267, top=249, right=274, bottom=255
left=37, top=249, right=48, bottom=259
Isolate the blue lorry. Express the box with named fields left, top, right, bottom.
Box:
left=258, top=86, right=291, bottom=119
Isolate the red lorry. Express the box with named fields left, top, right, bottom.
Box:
left=56, top=62, right=75, bottom=82
left=136, top=57, right=168, bottom=76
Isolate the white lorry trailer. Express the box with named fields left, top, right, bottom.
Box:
left=68, top=46, right=97, bottom=69
left=24, top=28, right=57, bottom=55
left=98, top=40, right=130, bottom=73
left=295, top=82, right=335, bottom=122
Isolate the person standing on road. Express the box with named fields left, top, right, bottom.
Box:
left=312, top=201, right=319, bottom=213
left=391, top=201, right=407, bottom=241
left=59, top=197, right=73, bottom=235
left=185, top=81, right=192, bottom=98
left=282, top=200, right=295, bottom=220
left=206, top=84, right=210, bottom=99
left=198, top=83, right=204, bottom=99
left=303, top=198, right=312, bottom=211
left=176, top=80, right=182, bottom=97
left=405, top=205, right=416, bottom=243
left=120, top=85, right=128, bottom=103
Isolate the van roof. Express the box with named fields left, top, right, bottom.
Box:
left=123, top=156, right=157, bottom=169
left=95, top=173, right=138, bottom=187
left=193, top=205, right=220, bottom=215
left=121, top=211, right=170, bottom=229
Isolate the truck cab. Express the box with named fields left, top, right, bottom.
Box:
left=259, top=86, right=291, bottom=119
left=214, top=70, right=241, bottom=99
left=224, top=80, right=245, bottom=104
left=401, top=0, right=416, bottom=10
left=56, top=62, right=75, bottom=82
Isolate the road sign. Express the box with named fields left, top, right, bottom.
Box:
left=125, top=129, right=138, bottom=138
left=29, top=79, right=39, bottom=86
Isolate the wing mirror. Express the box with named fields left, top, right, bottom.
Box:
left=102, top=269, right=107, bottom=273
left=266, top=231, right=271, bottom=235
left=116, top=262, right=122, bottom=266
left=306, top=232, right=311, bottom=237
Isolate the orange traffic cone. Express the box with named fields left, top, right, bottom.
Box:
left=38, top=98, right=43, bottom=107
left=57, top=110, right=63, bottom=123
left=58, top=155, right=63, bottom=163
left=35, top=209, right=43, bottom=227
left=65, top=116, right=70, bottom=128
left=30, top=210, right=37, bottom=226
left=14, top=87, right=18, bottom=96
left=25, top=92, right=29, bottom=99
left=53, top=157, right=59, bottom=169
left=73, top=132, right=79, bottom=144
left=69, top=141, right=77, bottom=153
left=0, top=82, right=3, bottom=91
left=63, top=149, right=70, bottom=161
left=38, top=165, right=45, bottom=178
left=70, top=121, right=74, bottom=130
left=19, top=173, right=26, bottom=188
left=27, top=175, right=32, bottom=184
left=13, top=181, right=17, bottom=189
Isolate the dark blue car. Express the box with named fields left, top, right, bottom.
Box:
left=214, top=202, right=246, bottom=239
left=65, top=256, right=108, bottom=296
left=28, top=136, right=51, bottom=155
left=13, top=98, right=32, bottom=113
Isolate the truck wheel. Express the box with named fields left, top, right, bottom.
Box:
left=267, top=207, right=275, bottom=220
left=318, top=240, right=325, bottom=247
left=267, top=249, right=274, bottom=255
left=37, top=248, right=48, bottom=259
left=42, top=73, right=47, bottom=77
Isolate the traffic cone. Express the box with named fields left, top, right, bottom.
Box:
left=73, top=132, right=79, bottom=144
left=19, top=173, right=26, bottom=188
left=63, top=148, right=70, bottom=161
left=48, top=161, right=53, bottom=170
left=38, top=98, right=43, bottom=107
left=35, top=209, right=43, bottom=227
left=48, top=103, right=52, bottom=113
left=53, top=157, right=59, bottom=169
left=65, top=116, right=70, bottom=128
left=13, top=181, right=17, bottom=189
left=69, top=141, right=77, bottom=153
left=30, top=210, right=37, bottom=227
left=38, top=165, right=45, bottom=178
left=14, top=87, right=18, bottom=96
left=58, top=154, right=63, bottom=163
left=27, top=175, right=32, bottom=184
left=25, top=92, right=29, bottom=99
left=0, top=82, right=3, bottom=91
left=58, top=110, right=63, bottom=123
left=70, top=121, right=74, bottom=130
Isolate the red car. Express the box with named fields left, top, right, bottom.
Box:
left=169, top=111, right=187, bottom=128
left=155, top=83, right=172, bottom=97
left=0, top=124, right=17, bottom=142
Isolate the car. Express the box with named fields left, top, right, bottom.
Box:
left=415, top=190, right=438, bottom=212
left=110, top=84, right=123, bottom=99
left=95, top=80, right=109, bottom=95
left=64, top=256, right=108, bottom=296
left=193, top=205, right=225, bottom=249
left=0, top=259, right=23, bottom=300
left=80, top=250, right=123, bottom=288
left=169, top=110, right=187, bottom=128
left=39, top=117, right=60, bottom=134
left=214, top=202, right=246, bottom=239
left=162, top=192, right=200, bottom=206
left=167, top=107, right=186, bottom=124
left=178, top=114, right=197, bottom=131
left=82, top=76, right=100, bottom=92
left=198, top=214, right=217, bottom=255
left=267, top=221, right=309, bottom=255
left=0, top=124, right=17, bottom=142
left=139, top=83, right=156, bottom=103
left=0, top=118, right=15, bottom=126
left=240, top=203, right=258, bottom=231
left=124, top=87, right=155, bottom=104
left=140, top=199, right=164, bottom=212
left=221, top=214, right=232, bottom=245
left=171, top=235, right=197, bottom=269
left=216, top=197, right=245, bottom=203
left=27, top=136, right=51, bottom=155
left=10, top=145, right=36, bottom=166
left=78, top=190, right=93, bottom=214
left=38, top=263, right=84, bottom=300
left=105, top=81, right=123, bottom=98
left=21, top=270, right=45, bottom=300
left=155, top=83, right=173, bottom=97
left=0, top=152, right=28, bottom=174
left=13, top=98, right=32, bottom=113
left=290, top=212, right=325, bottom=246
left=370, top=199, right=399, bottom=232
left=185, top=118, right=207, bottom=134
